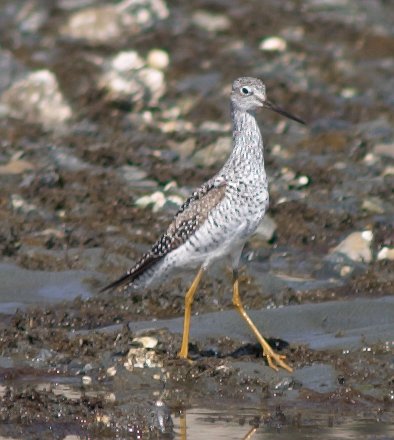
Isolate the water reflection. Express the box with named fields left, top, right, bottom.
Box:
left=175, top=407, right=394, bottom=440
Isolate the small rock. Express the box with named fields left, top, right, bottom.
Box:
left=362, top=197, right=385, bottom=214
left=167, top=137, right=196, bottom=159
left=0, top=158, right=34, bottom=175
left=363, top=153, right=378, bottom=166
left=33, top=348, right=55, bottom=364
left=149, top=400, right=174, bottom=434
left=132, top=336, right=158, bottom=349
left=252, top=215, right=277, bottom=242
left=105, top=392, right=116, bottom=402
left=382, top=166, right=394, bottom=176
left=110, top=51, right=145, bottom=71
left=96, top=414, right=111, bottom=426
left=340, top=265, right=353, bottom=277
left=147, top=49, right=170, bottom=70
left=340, top=88, right=357, bottom=99
left=1, top=70, right=72, bottom=130
left=11, top=194, right=38, bottom=215
left=192, top=10, right=231, bottom=32
left=118, top=165, right=148, bottom=182
left=99, top=51, right=166, bottom=107
left=373, top=143, right=394, bottom=159
left=158, top=119, right=194, bottom=133
left=125, top=347, right=162, bottom=369
left=259, top=36, right=287, bottom=52
left=199, top=121, right=231, bottom=132
left=377, top=247, right=394, bottom=261
left=61, top=0, right=169, bottom=44
left=192, top=136, right=232, bottom=167
left=82, top=375, right=92, bottom=386
left=330, top=231, right=373, bottom=263
left=51, top=147, right=91, bottom=171
left=274, top=376, right=299, bottom=392
left=106, top=366, right=117, bottom=377
left=135, top=191, right=166, bottom=212
left=295, top=175, right=310, bottom=188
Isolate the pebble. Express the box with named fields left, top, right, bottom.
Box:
left=106, top=366, right=117, bottom=377
left=167, top=137, right=196, bottom=159
left=51, top=148, right=91, bottom=171
left=147, top=49, right=170, bottom=70
left=1, top=70, right=72, bottom=130
left=82, top=375, right=92, bottom=386
left=0, top=158, right=34, bottom=175
left=199, top=121, right=231, bottom=132
left=125, top=347, right=162, bottom=370
left=132, top=336, right=158, bottom=349
left=96, top=414, right=111, bottom=426
left=11, top=194, right=38, bottom=215
left=340, top=88, right=357, bottom=99
left=118, top=165, right=148, bottom=182
left=330, top=230, right=373, bottom=263
left=259, top=36, right=287, bottom=52
left=192, top=136, right=232, bottom=167
left=253, top=214, right=277, bottom=242
left=105, top=392, right=116, bottom=403
left=382, top=166, right=394, bottom=176
left=99, top=51, right=166, bottom=106
left=373, top=143, right=394, bottom=159
left=135, top=191, right=166, bottom=212
left=192, top=10, right=231, bottom=33
left=362, top=197, right=385, bottom=214
left=61, top=0, right=169, bottom=44
left=377, top=247, right=394, bottom=261
left=340, top=265, right=353, bottom=277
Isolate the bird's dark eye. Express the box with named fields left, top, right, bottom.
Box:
left=240, top=86, right=252, bottom=96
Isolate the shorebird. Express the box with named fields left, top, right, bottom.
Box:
left=102, top=77, right=305, bottom=372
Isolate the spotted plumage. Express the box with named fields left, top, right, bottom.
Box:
left=101, top=77, right=304, bottom=373
left=103, top=77, right=305, bottom=292
left=101, top=178, right=227, bottom=291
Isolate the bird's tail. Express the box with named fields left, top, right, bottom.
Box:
left=100, top=251, right=160, bottom=292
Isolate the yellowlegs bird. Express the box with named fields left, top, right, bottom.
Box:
left=102, top=77, right=305, bottom=372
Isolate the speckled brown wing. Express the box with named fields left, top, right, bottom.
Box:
left=101, top=179, right=227, bottom=292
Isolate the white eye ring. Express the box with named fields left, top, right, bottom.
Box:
left=240, top=86, right=252, bottom=96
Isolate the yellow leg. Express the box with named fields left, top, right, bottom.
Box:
left=243, top=426, right=257, bottom=440
left=179, top=410, right=187, bottom=440
left=232, top=269, right=293, bottom=372
left=178, top=266, right=205, bottom=358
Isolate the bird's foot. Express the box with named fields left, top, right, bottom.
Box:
left=262, top=344, right=293, bottom=373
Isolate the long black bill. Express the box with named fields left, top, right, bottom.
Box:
left=264, top=100, right=305, bottom=125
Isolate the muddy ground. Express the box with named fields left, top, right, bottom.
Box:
left=0, top=0, right=393, bottom=438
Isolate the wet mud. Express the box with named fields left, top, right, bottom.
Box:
left=0, top=0, right=393, bottom=438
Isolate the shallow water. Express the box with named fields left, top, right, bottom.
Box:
left=0, top=263, right=92, bottom=314
left=0, top=0, right=393, bottom=437
left=174, top=407, right=394, bottom=440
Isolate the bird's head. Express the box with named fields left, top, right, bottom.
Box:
left=231, top=77, right=305, bottom=125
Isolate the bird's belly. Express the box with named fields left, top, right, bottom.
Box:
left=182, top=197, right=265, bottom=260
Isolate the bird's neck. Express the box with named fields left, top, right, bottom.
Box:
left=232, top=107, right=262, bottom=148
left=225, top=107, right=264, bottom=169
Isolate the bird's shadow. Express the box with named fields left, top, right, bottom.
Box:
left=188, top=338, right=289, bottom=360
